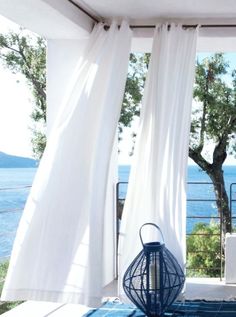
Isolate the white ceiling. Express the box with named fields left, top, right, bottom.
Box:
left=1, top=0, right=236, bottom=51
left=74, top=0, right=236, bottom=23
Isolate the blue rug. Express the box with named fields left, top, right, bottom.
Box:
left=84, top=299, right=236, bottom=316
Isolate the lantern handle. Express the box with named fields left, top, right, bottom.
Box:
left=139, top=223, right=164, bottom=246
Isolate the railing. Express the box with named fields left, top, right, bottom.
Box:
left=230, top=183, right=236, bottom=232
left=116, top=181, right=224, bottom=279
left=186, top=182, right=223, bottom=279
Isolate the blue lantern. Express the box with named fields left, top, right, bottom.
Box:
left=123, top=223, right=185, bottom=317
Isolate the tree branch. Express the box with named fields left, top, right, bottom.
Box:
left=212, top=135, right=228, bottom=167
left=1, top=44, right=21, bottom=56
left=196, top=100, right=207, bottom=153
left=1, top=37, right=46, bottom=102
left=189, top=147, right=212, bottom=172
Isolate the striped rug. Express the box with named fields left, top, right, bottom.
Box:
left=84, top=299, right=236, bottom=316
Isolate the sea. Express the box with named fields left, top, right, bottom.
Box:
left=0, top=165, right=236, bottom=259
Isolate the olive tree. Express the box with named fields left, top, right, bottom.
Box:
left=190, top=53, right=236, bottom=234
left=0, top=30, right=46, bottom=159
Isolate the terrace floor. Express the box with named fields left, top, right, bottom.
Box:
left=2, top=278, right=236, bottom=316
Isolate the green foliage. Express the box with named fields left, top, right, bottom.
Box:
left=191, top=53, right=236, bottom=150
left=119, top=53, right=150, bottom=143
left=0, top=260, right=22, bottom=314
left=31, top=130, right=46, bottom=159
left=0, top=29, right=46, bottom=159
left=186, top=222, right=222, bottom=277
left=0, top=260, right=9, bottom=293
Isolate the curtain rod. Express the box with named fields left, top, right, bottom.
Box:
left=104, top=24, right=236, bottom=30
left=130, top=24, right=236, bottom=29
left=67, top=0, right=236, bottom=29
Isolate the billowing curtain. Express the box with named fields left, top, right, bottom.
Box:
left=1, top=21, right=132, bottom=307
left=119, top=24, right=198, bottom=292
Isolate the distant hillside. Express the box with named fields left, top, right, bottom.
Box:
left=0, top=151, right=37, bottom=168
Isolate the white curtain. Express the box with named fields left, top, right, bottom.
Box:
left=119, top=24, right=198, bottom=291
left=1, top=21, right=132, bottom=307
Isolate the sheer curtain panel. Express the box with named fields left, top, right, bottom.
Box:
left=119, top=24, right=198, bottom=293
left=1, top=21, right=132, bottom=307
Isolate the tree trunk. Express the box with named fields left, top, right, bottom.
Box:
left=207, top=168, right=231, bottom=234
left=189, top=139, right=231, bottom=235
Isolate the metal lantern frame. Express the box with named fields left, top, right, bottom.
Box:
left=123, top=223, right=185, bottom=317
